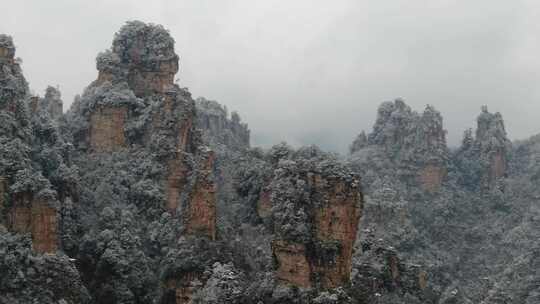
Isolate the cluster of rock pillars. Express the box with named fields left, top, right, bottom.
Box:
left=0, top=20, right=514, bottom=304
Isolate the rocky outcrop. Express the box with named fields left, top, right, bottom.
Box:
left=196, top=97, right=250, bottom=151
left=97, top=21, right=179, bottom=97
left=367, top=99, right=417, bottom=150
left=475, top=106, right=510, bottom=182
left=268, top=147, right=363, bottom=289
left=415, top=106, right=448, bottom=192
left=455, top=106, right=511, bottom=187
left=350, top=99, right=449, bottom=192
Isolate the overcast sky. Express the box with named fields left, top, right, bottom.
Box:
left=1, top=0, right=540, bottom=152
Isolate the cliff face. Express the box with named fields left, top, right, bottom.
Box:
left=267, top=147, right=363, bottom=289
left=185, top=150, right=217, bottom=240
left=89, top=106, right=128, bottom=152
left=311, top=175, right=361, bottom=288
left=8, top=194, right=58, bottom=253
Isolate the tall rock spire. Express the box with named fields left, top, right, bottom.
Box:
left=351, top=99, right=449, bottom=192
left=96, top=20, right=179, bottom=96
left=458, top=106, right=511, bottom=186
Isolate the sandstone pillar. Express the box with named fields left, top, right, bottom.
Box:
left=272, top=174, right=362, bottom=289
